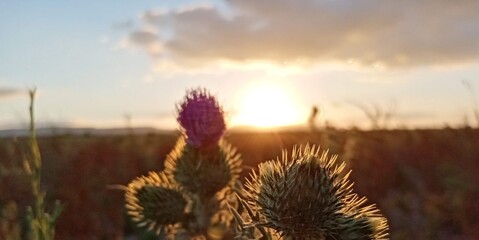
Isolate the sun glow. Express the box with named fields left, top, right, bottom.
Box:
left=232, top=81, right=306, bottom=128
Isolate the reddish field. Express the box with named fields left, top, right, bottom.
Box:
left=1, top=128, right=479, bottom=239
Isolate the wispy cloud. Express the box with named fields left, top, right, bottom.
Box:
left=0, top=87, right=25, bottom=100
left=125, top=0, right=479, bottom=69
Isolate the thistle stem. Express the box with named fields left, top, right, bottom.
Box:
left=193, top=195, right=210, bottom=233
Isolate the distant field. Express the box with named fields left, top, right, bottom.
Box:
left=1, top=128, right=478, bottom=239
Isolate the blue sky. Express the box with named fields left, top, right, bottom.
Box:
left=1, top=0, right=479, bottom=130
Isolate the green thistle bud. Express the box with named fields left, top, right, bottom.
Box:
left=165, top=136, right=242, bottom=198
left=243, top=145, right=388, bottom=239
left=125, top=171, right=188, bottom=233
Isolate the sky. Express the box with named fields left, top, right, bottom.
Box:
left=1, top=0, right=479, bottom=131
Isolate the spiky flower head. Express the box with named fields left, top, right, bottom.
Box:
left=125, top=171, right=188, bottom=233
left=244, top=145, right=388, bottom=239
left=165, top=136, right=242, bottom=198
left=177, top=88, right=226, bottom=148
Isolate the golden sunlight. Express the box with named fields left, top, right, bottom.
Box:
left=232, top=81, right=306, bottom=128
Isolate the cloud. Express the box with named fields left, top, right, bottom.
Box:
left=0, top=88, right=24, bottom=99
left=125, top=0, right=479, bottom=68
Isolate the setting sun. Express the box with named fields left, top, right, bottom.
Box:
left=232, top=82, right=306, bottom=128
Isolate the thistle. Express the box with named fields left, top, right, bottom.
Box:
left=177, top=88, right=226, bottom=149
left=165, top=136, right=242, bottom=199
left=125, top=88, right=242, bottom=238
left=124, top=88, right=388, bottom=239
left=125, top=171, right=187, bottom=234
left=242, top=145, right=388, bottom=240
left=168, top=88, right=242, bottom=198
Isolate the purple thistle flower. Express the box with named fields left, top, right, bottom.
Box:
left=177, top=88, right=226, bottom=148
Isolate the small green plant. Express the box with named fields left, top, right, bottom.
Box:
left=23, top=89, right=63, bottom=240
left=124, top=88, right=388, bottom=239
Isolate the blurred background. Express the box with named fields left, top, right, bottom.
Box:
left=1, top=1, right=479, bottom=239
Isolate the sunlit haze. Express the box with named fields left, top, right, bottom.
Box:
left=232, top=81, right=307, bottom=128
